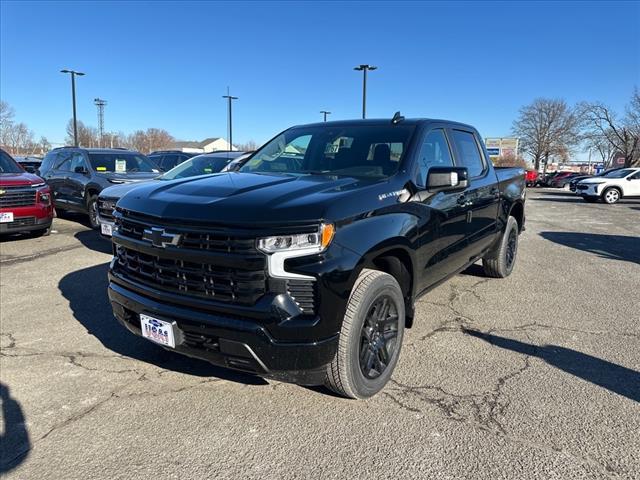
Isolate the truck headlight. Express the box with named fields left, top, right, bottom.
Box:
left=257, top=224, right=335, bottom=280
left=257, top=223, right=334, bottom=254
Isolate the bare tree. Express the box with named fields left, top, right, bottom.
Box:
left=492, top=152, right=528, bottom=169
left=579, top=90, right=640, bottom=168
left=511, top=98, right=582, bottom=171
left=124, top=128, right=174, bottom=154
left=0, top=101, right=16, bottom=148
left=66, top=119, right=99, bottom=147
left=236, top=140, right=259, bottom=151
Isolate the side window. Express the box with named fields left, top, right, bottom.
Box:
left=40, top=151, right=57, bottom=175
left=162, top=155, right=179, bottom=170
left=629, top=171, right=640, bottom=180
left=70, top=153, right=87, bottom=172
left=451, top=130, right=485, bottom=178
left=56, top=152, right=73, bottom=171
left=416, top=129, right=453, bottom=186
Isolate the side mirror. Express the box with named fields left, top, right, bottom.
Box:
left=427, top=167, right=469, bottom=192
left=74, top=166, right=88, bottom=174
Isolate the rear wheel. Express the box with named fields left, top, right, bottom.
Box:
left=87, top=195, right=99, bottom=229
left=482, top=216, right=519, bottom=278
left=325, top=269, right=405, bottom=399
left=602, top=187, right=621, bottom=204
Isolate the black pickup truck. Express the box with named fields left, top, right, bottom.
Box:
left=108, top=117, right=525, bottom=399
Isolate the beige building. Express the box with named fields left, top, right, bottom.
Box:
left=172, top=137, right=236, bottom=153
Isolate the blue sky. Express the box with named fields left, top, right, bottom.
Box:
left=1, top=0, right=639, bottom=154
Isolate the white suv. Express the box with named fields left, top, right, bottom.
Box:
left=576, top=167, right=640, bottom=204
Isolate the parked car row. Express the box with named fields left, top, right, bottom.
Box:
left=574, top=167, right=640, bottom=204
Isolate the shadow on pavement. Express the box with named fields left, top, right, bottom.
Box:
left=0, top=383, right=30, bottom=474
left=463, top=329, right=640, bottom=403
left=74, top=230, right=113, bottom=255
left=540, top=231, right=640, bottom=265
left=58, top=262, right=267, bottom=385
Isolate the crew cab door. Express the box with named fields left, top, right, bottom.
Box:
left=45, top=151, right=73, bottom=207
left=448, top=128, right=500, bottom=260
left=412, top=127, right=471, bottom=289
left=66, top=152, right=91, bottom=208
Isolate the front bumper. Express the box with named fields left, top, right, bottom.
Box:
left=0, top=206, right=53, bottom=234
left=576, top=184, right=602, bottom=196
left=108, top=279, right=339, bottom=385
left=97, top=214, right=115, bottom=238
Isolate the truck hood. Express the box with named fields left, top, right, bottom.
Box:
left=100, top=180, right=158, bottom=200
left=0, top=172, right=46, bottom=187
left=118, top=172, right=390, bottom=226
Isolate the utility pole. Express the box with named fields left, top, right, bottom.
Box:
left=222, top=87, right=238, bottom=151
left=60, top=69, right=85, bottom=146
left=353, top=64, right=377, bottom=119
left=587, top=147, right=592, bottom=174
left=94, top=98, right=107, bottom=147
left=320, top=110, right=331, bottom=122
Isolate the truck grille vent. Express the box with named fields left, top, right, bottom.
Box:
left=0, top=186, right=37, bottom=208
left=114, top=245, right=266, bottom=305
left=286, top=279, right=317, bottom=315
left=116, top=216, right=257, bottom=254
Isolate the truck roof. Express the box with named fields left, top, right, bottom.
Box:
left=295, top=118, right=478, bottom=131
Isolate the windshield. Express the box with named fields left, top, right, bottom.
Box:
left=239, top=125, right=415, bottom=178
left=602, top=168, right=635, bottom=178
left=88, top=153, right=159, bottom=173
left=160, top=154, right=233, bottom=180
left=0, top=151, right=23, bottom=174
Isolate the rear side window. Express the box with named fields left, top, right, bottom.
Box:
left=56, top=152, right=73, bottom=171
left=161, top=154, right=180, bottom=170
left=451, top=130, right=485, bottom=178
left=416, top=129, right=453, bottom=186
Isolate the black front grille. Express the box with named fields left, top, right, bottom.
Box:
left=0, top=186, right=37, bottom=208
left=576, top=184, right=589, bottom=191
left=6, top=216, right=36, bottom=227
left=98, top=198, right=117, bottom=221
left=287, top=279, right=316, bottom=314
left=116, top=215, right=256, bottom=254
left=114, top=245, right=266, bottom=305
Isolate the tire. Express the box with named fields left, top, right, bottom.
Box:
left=87, top=195, right=99, bottom=229
left=325, top=268, right=405, bottom=399
left=482, top=216, right=519, bottom=278
left=582, top=196, right=598, bottom=203
left=29, top=226, right=51, bottom=237
left=602, top=187, right=621, bottom=204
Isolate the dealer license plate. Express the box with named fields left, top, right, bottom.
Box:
left=101, top=222, right=113, bottom=236
left=140, top=314, right=176, bottom=348
left=0, top=212, right=14, bottom=223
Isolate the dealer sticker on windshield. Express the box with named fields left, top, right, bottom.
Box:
left=140, top=314, right=176, bottom=348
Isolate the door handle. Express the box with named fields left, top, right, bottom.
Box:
left=457, top=194, right=473, bottom=207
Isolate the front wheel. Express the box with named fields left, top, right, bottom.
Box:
left=325, top=269, right=405, bottom=399
left=482, top=216, right=519, bottom=278
left=602, top=187, right=621, bottom=204
left=87, top=195, right=99, bottom=229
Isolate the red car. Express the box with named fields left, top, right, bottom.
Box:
left=0, top=149, right=54, bottom=237
left=525, top=170, right=539, bottom=187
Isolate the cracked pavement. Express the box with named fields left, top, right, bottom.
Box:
left=1, top=190, right=639, bottom=479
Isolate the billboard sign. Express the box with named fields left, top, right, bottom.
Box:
left=484, top=138, right=519, bottom=159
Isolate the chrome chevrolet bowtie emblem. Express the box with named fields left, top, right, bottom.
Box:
left=142, top=227, right=181, bottom=248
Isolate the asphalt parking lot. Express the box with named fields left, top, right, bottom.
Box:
left=1, top=189, right=639, bottom=480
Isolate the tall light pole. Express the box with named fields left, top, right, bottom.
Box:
left=94, top=98, right=107, bottom=147
left=222, top=87, right=238, bottom=151
left=60, top=69, right=85, bottom=146
left=320, top=110, right=331, bottom=122
left=353, top=64, right=377, bottom=119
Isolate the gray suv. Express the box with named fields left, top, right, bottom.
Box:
left=39, top=147, right=161, bottom=228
